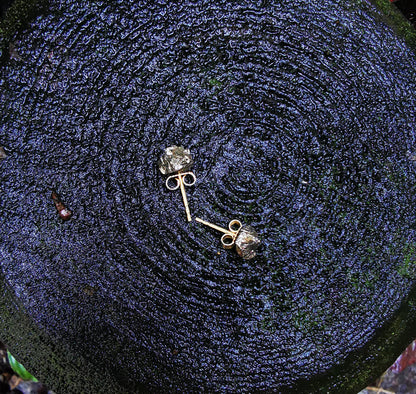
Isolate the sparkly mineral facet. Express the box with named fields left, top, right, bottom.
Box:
left=235, top=226, right=261, bottom=260
left=158, top=145, right=194, bottom=175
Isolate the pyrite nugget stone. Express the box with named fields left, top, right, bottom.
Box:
left=235, top=226, right=261, bottom=260
left=158, top=145, right=194, bottom=175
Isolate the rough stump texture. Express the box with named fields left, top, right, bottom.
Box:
left=1, top=1, right=416, bottom=393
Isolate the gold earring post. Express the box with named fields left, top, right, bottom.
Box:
left=179, top=173, right=192, bottom=222
left=165, top=171, right=196, bottom=222
left=195, top=217, right=229, bottom=234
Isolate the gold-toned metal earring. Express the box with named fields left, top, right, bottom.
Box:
left=158, top=146, right=196, bottom=222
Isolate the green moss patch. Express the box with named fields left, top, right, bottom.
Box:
left=369, top=0, right=416, bottom=51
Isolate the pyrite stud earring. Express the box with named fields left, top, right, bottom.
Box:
left=158, top=146, right=196, bottom=222
left=195, top=217, right=261, bottom=260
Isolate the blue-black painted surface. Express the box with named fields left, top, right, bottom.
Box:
left=1, top=1, right=416, bottom=392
